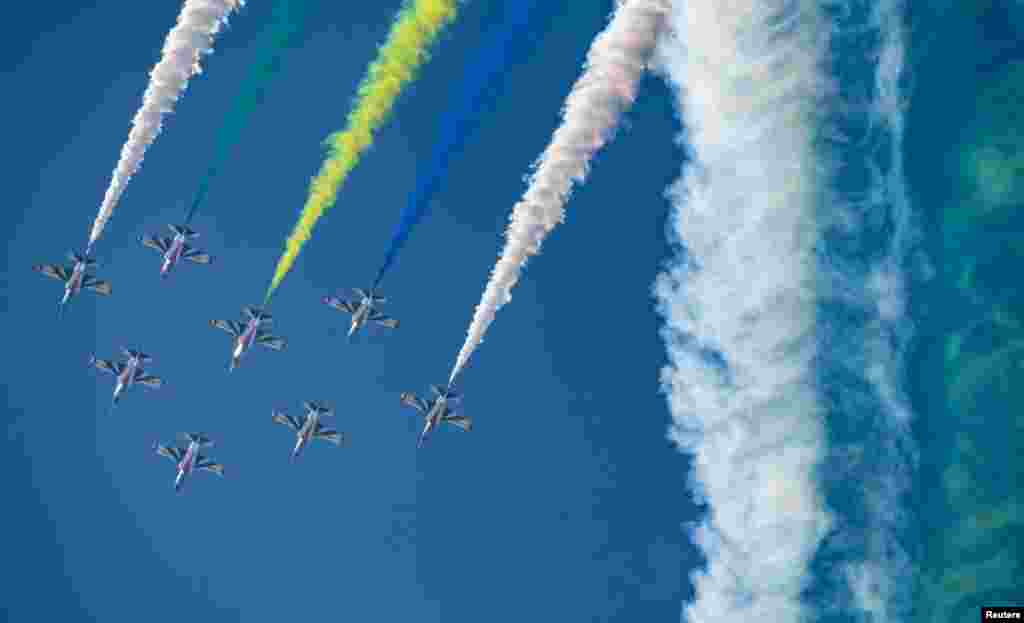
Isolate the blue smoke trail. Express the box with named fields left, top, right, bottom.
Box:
left=371, top=0, right=545, bottom=290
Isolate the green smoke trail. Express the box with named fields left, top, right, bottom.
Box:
left=186, top=0, right=313, bottom=222
left=915, top=58, right=1024, bottom=623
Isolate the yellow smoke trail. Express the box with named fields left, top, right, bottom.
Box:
left=266, top=0, right=459, bottom=300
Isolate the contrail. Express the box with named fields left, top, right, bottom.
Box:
left=87, top=0, right=244, bottom=250
left=265, top=0, right=461, bottom=301
left=371, top=0, right=545, bottom=291
left=447, top=0, right=670, bottom=385
left=653, top=0, right=914, bottom=622
left=186, top=0, right=313, bottom=223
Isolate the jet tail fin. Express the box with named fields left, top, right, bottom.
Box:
left=183, top=432, right=214, bottom=446
left=170, top=224, right=199, bottom=238
left=121, top=348, right=153, bottom=364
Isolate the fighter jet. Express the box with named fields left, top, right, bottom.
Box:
left=400, top=384, right=472, bottom=448
left=89, top=348, right=162, bottom=406
left=323, top=287, right=398, bottom=339
left=210, top=306, right=286, bottom=371
left=153, top=433, right=224, bottom=494
left=272, top=401, right=346, bottom=460
left=32, top=250, right=111, bottom=316
left=140, top=224, right=213, bottom=279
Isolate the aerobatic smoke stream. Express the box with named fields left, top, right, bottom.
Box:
left=371, top=0, right=544, bottom=290
left=265, top=0, right=460, bottom=300
left=447, top=0, right=670, bottom=385
left=87, top=0, right=244, bottom=249
left=652, top=2, right=834, bottom=620
left=186, top=0, right=311, bottom=223
left=653, top=0, right=914, bottom=621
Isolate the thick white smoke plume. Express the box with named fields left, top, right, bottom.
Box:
left=652, top=1, right=834, bottom=621
left=448, top=0, right=671, bottom=385
left=87, top=0, right=244, bottom=249
left=655, top=0, right=915, bottom=621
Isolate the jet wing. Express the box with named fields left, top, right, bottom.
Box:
left=325, top=297, right=357, bottom=314
left=255, top=332, right=286, bottom=351
left=182, top=246, right=213, bottom=264
left=141, top=236, right=171, bottom=253
left=154, top=443, right=183, bottom=462
left=195, top=459, right=225, bottom=476
left=272, top=411, right=302, bottom=431
left=211, top=319, right=243, bottom=337
left=133, top=373, right=163, bottom=389
left=400, top=392, right=429, bottom=413
left=443, top=414, right=473, bottom=431
left=90, top=357, right=122, bottom=375
left=82, top=275, right=112, bottom=296
left=370, top=312, right=399, bottom=329
left=313, top=427, right=345, bottom=446
left=33, top=264, right=70, bottom=282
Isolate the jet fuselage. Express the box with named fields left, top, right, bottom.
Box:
left=232, top=318, right=261, bottom=368
left=62, top=261, right=86, bottom=305
left=113, top=356, right=140, bottom=404
left=293, top=412, right=321, bottom=458
left=161, top=233, right=187, bottom=278
left=419, top=398, right=449, bottom=447
left=175, top=441, right=199, bottom=492
left=349, top=299, right=373, bottom=337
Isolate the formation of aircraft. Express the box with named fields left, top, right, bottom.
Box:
left=211, top=306, right=287, bottom=371
left=401, top=384, right=472, bottom=448
left=38, top=232, right=471, bottom=495
left=272, top=401, right=346, bottom=460
left=140, top=224, right=214, bottom=278
left=89, top=348, right=163, bottom=406
left=33, top=250, right=111, bottom=316
left=323, top=287, right=399, bottom=338
left=154, top=433, right=224, bottom=494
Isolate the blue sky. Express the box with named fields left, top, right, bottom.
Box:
left=2, top=2, right=695, bottom=621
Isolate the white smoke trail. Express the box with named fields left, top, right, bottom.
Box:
left=448, top=0, right=671, bottom=385
left=652, top=1, right=835, bottom=621
left=655, top=0, right=916, bottom=621
left=813, top=1, right=918, bottom=620
left=87, top=0, right=244, bottom=249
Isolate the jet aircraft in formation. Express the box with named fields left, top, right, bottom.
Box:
left=153, top=432, right=224, bottom=493
left=33, top=250, right=111, bottom=316
left=272, top=400, right=346, bottom=460
left=323, top=287, right=399, bottom=338
left=400, top=384, right=472, bottom=448
left=90, top=348, right=163, bottom=406
left=140, top=224, right=214, bottom=278
left=210, top=306, right=287, bottom=371
left=37, top=240, right=470, bottom=494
